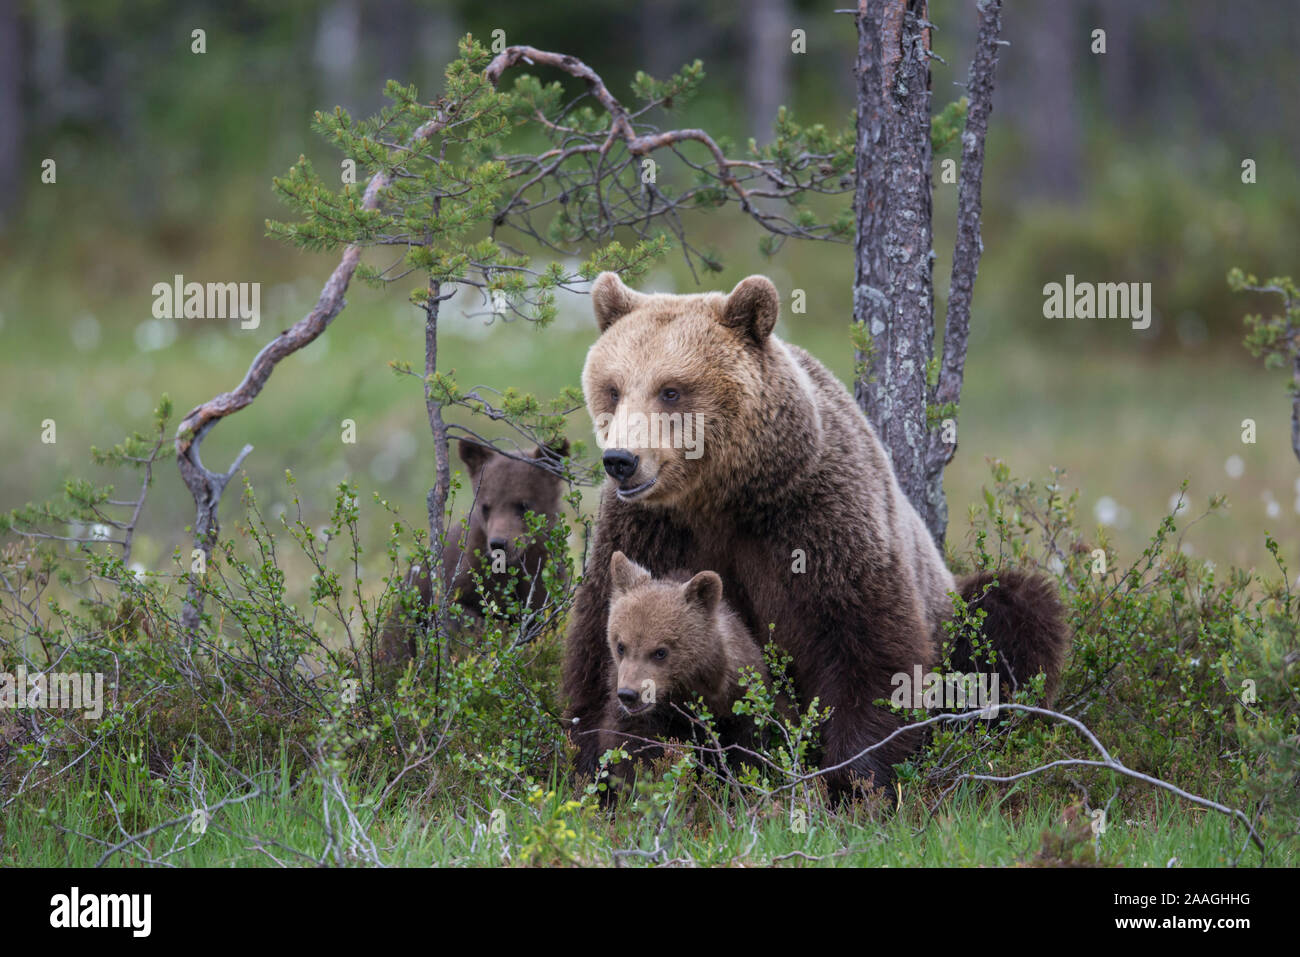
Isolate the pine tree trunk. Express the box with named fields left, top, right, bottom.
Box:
left=852, top=0, right=1004, bottom=548
left=852, top=0, right=940, bottom=537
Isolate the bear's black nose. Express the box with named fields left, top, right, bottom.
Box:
left=603, top=448, right=639, bottom=482
left=488, top=537, right=508, bottom=553
left=617, top=688, right=640, bottom=707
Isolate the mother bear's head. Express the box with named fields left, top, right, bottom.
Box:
left=581, top=272, right=786, bottom=509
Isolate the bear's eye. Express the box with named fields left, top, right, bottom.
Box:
left=652, top=648, right=668, bottom=660
left=516, top=501, right=531, bottom=516
left=608, top=386, right=620, bottom=404
left=616, top=642, right=625, bottom=657
left=660, top=387, right=680, bottom=403
left=481, top=504, right=492, bottom=518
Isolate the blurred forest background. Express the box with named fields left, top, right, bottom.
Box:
left=1, top=0, right=1298, bottom=580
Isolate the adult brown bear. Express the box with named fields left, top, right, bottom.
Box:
left=563, top=272, right=1068, bottom=794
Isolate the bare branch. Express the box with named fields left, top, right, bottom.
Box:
left=174, top=119, right=444, bottom=631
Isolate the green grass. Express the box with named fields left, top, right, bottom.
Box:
left=2, top=745, right=1273, bottom=868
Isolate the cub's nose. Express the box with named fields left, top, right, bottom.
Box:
left=488, top=537, right=509, bottom=553
left=603, top=448, right=639, bottom=482
left=616, top=687, right=640, bottom=707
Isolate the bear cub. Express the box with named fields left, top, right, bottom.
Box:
left=598, top=551, right=769, bottom=782
left=376, top=437, right=568, bottom=667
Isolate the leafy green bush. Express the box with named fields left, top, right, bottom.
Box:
left=4, top=418, right=1295, bottom=864
left=942, top=462, right=1298, bottom=858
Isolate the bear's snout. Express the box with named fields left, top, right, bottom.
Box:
left=603, top=448, right=639, bottom=483
left=616, top=687, right=640, bottom=707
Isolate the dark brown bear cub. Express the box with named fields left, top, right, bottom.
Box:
left=597, top=552, right=768, bottom=787
left=376, top=437, right=568, bottom=666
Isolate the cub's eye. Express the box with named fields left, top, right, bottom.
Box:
left=652, top=648, right=668, bottom=660
left=616, top=642, right=625, bottom=657
left=660, top=387, right=680, bottom=403
left=608, top=387, right=620, bottom=404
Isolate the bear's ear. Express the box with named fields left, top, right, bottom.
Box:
left=682, top=570, right=723, bottom=615
left=610, top=550, right=652, bottom=597
left=720, top=275, right=779, bottom=343
left=591, top=272, right=645, bottom=332
left=533, top=437, right=570, bottom=460
left=457, top=439, right=495, bottom=477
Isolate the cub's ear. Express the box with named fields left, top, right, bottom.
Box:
left=720, top=275, right=779, bottom=343
left=457, top=439, right=495, bottom=477
left=610, top=550, right=652, bottom=597
left=533, top=437, right=570, bottom=460
left=682, top=570, right=723, bottom=615
left=591, top=272, right=645, bottom=332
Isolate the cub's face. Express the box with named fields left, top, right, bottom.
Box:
left=605, top=551, right=723, bottom=719
left=581, top=273, right=779, bottom=507
left=459, top=439, right=567, bottom=561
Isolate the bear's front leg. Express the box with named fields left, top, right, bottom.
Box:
left=796, top=598, right=934, bottom=800
left=817, top=695, right=920, bottom=799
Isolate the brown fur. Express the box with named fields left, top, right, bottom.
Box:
left=565, top=272, right=1070, bottom=794
left=597, top=552, right=768, bottom=790
left=375, top=438, right=568, bottom=666
left=952, top=569, right=1069, bottom=706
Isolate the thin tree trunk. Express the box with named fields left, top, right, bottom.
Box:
left=423, top=279, right=451, bottom=554
left=852, top=0, right=936, bottom=533
left=1019, top=2, right=1079, bottom=200
left=1292, top=341, right=1300, bottom=466
left=927, top=0, right=1004, bottom=543
left=744, top=0, right=791, bottom=145
left=314, top=0, right=361, bottom=112
left=0, top=0, right=22, bottom=228
left=854, top=0, right=1004, bottom=547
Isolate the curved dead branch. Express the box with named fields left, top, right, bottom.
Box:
left=175, top=169, right=407, bottom=629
